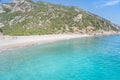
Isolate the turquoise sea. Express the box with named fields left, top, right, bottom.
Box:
left=0, top=35, right=120, bottom=80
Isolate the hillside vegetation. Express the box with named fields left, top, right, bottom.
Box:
left=0, top=0, right=119, bottom=35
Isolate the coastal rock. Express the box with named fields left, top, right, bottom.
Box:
left=12, top=0, right=33, bottom=12
left=74, top=14, right=82, bottom=22
left=0, top=4, right=5, bottom=13
left=0, top=23, right=4, bottom=28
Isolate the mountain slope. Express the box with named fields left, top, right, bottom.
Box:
left=0, top=0, right=119, bottom=35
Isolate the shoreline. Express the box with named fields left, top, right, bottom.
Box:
left=0, top=34, right=91, bottom=52
left=0, top=33, right=120, bottom=52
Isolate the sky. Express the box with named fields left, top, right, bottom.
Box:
left=0, top=0, right=120, bottom=25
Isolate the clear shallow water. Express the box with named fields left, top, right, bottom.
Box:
left=0, top=35, right=120, bottom=80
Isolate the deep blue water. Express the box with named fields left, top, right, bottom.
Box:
left=0, top=35, right=120, bottom=80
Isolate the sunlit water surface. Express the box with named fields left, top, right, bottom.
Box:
left=0, top=35, right=120, bottom=80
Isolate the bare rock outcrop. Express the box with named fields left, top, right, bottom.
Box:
left=12, top=0, right=33, bottom=12
left=74, top=14, right=82, bottom=22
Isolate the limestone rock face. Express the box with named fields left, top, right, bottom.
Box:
left=12, top=0, right=33, bottom=12
left=0, top=23, right=4, bottom=28
left=0, top=4, right=7, bottom=13
left=0, top=0, right=33, bottom=13
left=0, top=6, right=4, bottom=13
left=74, top=14, right=82, bottom=22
